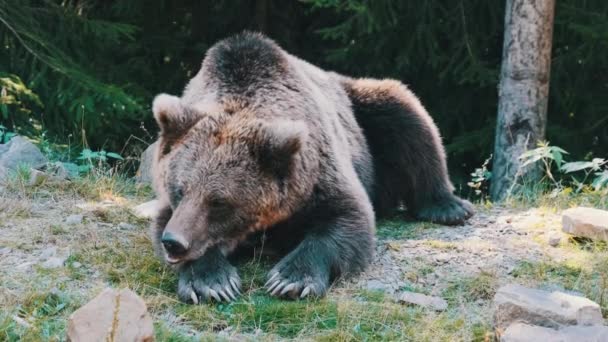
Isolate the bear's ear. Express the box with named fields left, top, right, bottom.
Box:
left=153, top=93, right=201, bottom=155
left=255, top=120, right=307, bottom=177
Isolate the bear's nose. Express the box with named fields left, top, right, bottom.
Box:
left=161, top=232, right=189, bottom=257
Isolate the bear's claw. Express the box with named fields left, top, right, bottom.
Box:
left=416, top=195, right=475, bottom=225
left=177, top=258, right=241, bottom=303
left=265, top=261, right=328, bottom=299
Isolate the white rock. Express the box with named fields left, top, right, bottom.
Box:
left=0, top=136, right=48, bottom=170
left=501, top=322, right=608, bottom=342
left=562, top=207, right=608, bottom=241
left=39, top=246, right=57, bottom=260
left=65, top=214, right=83, bottom=225
left=547, top=232, right=562, bottom=247
left=396, top=291, right=448, bottom=311
left=494, top=284, right=604, bottom=329
left=45, top=161, right=72, bottom=180
left=0, top=165, right=10, bottom=182
left=133, top=200, right=161, bottom=219
left=118, top=222, right=136, bottom=230
left=41, top=256, right=66, bottom=269
left=67, top=288, right=154, bottom=342
left=366, top=279, right=388, bottom=292
left=27, top=169, right=48, bottom=186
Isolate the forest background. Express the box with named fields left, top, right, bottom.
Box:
left=1, top=0, right=606, bottom=193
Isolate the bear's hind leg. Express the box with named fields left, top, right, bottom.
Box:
left=266, top=203, right=374, bottom=299
left=343, top=78, right=474, bottom=225
left=177, top=247, right=241, bottom=303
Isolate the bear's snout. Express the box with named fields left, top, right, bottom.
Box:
left=161, top=231, right=190, bottom=263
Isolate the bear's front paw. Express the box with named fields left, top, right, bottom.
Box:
left=416, top=195, right=475, bottom=225
left=265, top=256, right=330, bottom=299
left=177, top=258, right=241, bottom=304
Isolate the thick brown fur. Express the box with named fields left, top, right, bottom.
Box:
left=150, top=32, right=473, bottom=303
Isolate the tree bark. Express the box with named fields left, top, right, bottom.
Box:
left=490, top=0, right=555, bottom=201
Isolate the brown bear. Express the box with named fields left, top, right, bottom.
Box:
left=150, top=32, right=473, bottom=303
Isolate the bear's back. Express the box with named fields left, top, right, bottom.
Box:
left=181, top=32, right=373, bottom=198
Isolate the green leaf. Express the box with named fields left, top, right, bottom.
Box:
left=561, top=161, right=595, bottom=173
left=78, top=164, right=92, bottom=173
left=106, top=152, right=123, bottom=160
left=61, top=162, right=80, bottom=178
left=4, top=132, right=16, bottom=143
left=77, top=149, right=94, bottom=160
left=550, top=148, right=564, bottom=167
left=592, top=170, right=608, bottom=191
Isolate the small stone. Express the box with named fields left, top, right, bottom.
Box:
left=72, top=262, right=82, bottom=268
left=118, top=222, right=136, bottom=230
left=41, top=256, right=66, bottom=269
left=547, top=233, right=562, bottom=247
left=45, top=161, right=71, bottom=180
left=133, top=200, right=161, bottom=219
left=433, top=253, right=451, bottom=265
left=27, top=169, right=48, bottom=186
left=501, top=323, right=608, bottom=342
left=67, top=288, right=154, bottom=342
left=39, top=246, right=57, bottom=260
left=562, top=207, right=608, bottom=241
left=366, top=279, right=388, bottom=292
left=493, top=284, right=604, bottom=330
left=396, top=291, right=448, bottom=311
left=65, top=214, right=83, bottom=225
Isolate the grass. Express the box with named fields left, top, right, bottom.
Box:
left=2, top=171, right=608, bottom=341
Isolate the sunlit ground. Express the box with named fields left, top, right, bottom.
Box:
left=1, top=173, right=607, bottom=341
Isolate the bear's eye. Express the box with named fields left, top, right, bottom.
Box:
left=206, top=197, right=234, bottom=218
left=170, top=185, right=184, bottom=206
left=208, top=197, right=229, bottom=209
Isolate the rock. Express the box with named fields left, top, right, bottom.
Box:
left=0, top=136, right=47, bottom=170
left=366, top=279, right=389, bottom=292
left=0, top=165, right=9, bottom=182
left=547, top=232, right=562, bottom=247
left=67, top=288, right=154, bottom=342
left=39, top=246, right=58, bottom=260
left=133, top=200, right=161, bottom=219
left=44, top=161, right=72, bottom=180
left=135, top=142, right=158, bottom=184
left=27, top=169, right=48, bottom=186
left=501, top=322, right=608, bottom=342
left=494, top=284, right=604, bottom=329
left=72, top=262, right=82, bottom=268
left=396, top=291, right=448, bottom=311
left=41, top=256, right=66, bottom=269
left=118, top=222, right=136, bottom=230
left=562, top=207, right=608, bottom=241
left=65, top=214, right=84, bottom=225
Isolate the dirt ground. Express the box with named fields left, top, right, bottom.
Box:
left=1, top=181, right=605, bottom=340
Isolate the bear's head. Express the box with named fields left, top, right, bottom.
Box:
left=152, top=94, right=308, bottom=264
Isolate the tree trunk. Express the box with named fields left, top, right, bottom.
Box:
left=490, top=0, right=555, bottom=201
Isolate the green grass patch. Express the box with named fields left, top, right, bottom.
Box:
left=376, top=219, right=439, bottom=240
left=443, top=271, right=498, bottom=305
left=0, top=289, right=82, bottom=342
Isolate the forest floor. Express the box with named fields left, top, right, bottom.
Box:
left=1, top=175, right=608, bottom=341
